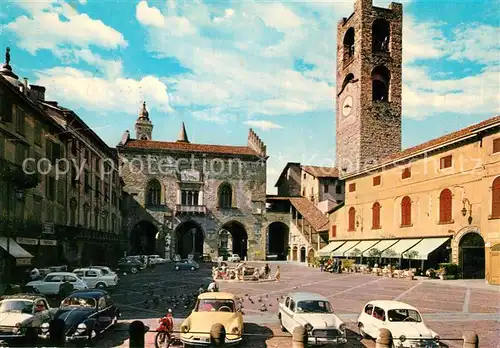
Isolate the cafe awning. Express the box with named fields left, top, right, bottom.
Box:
left=363, top=239, right=399, bottom=257
left=331, top=240, right=361, bottom=257
left=0, top=237, right=34, bottom=258
left=381, top=238, right=422, bottom=258
left=352, top=240, right=381, bottom=255
left=402, top=237, right=450, bottom=260
left=317, top=241, right=346, bottom=257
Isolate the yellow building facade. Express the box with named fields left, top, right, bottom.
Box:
left=326, top=116, right=500, bottom=284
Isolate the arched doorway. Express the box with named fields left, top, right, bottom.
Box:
left=130, top=221, right=158, bottom=255
left=267, top=222, right=289, bottom=260
left=308, top=249, right=315, bottom=264
left=220, top=221, right=248, bottom=259
left=175, top=220, right=204, bottom=259
left=292, top=247, right=298, bottom=261
left=459, top=232, right=485, bottom=279
left=300, top=247, right=306, bottom=263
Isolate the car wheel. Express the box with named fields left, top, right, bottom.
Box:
left=131, top=267, right=138, bottom=274
left=278, top=314, right=287, bottom=332
left=358, top=323, right=368, bottom=339
left=175, top=266, right=180, bottom=270
left=96, top=282, right=106, bottom=289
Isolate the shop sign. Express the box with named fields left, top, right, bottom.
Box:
left=16, top=237, right=38, bottom=245
left=43, top=222, right=55, bottom=234
left=16, top=258, right=31, bottom=266
left=39, top=239, right=57, bottom=246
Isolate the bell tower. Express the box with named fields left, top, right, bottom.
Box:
left=135, top=101, right=153, bottom=140
left=335, top=0, right=403, bottom=176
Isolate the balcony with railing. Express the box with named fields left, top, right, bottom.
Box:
left=175, top=204, right=207, bottom=215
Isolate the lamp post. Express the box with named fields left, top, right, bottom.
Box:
left=461, top=198, right=473, bottom=224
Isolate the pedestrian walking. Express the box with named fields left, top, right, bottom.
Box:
left=207, top=281, right=219, bottom=292
left=274, top=265, right=281, bottom=282
left=320, top=262, right=324, bottom=272
left=264, top=263, right=270, bottom=278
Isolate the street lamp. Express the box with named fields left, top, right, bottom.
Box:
left=462, top=198, right=473, bottom=224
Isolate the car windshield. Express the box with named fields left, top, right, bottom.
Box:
left=0, top=300, right=33, bottom=313
left=296, top=300, right=333, bottom=313
left=387, top=309, right=422, bottom=322
left=61, top=297, right=96, bottom=309
left=196, top=299, right=235, bottom=312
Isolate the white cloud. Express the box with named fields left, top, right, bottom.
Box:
left=253, top=3, right=302, bottom=30
left=6, top=1, right=127, bottom=54
left=54, top=48, right=123, bottom=79
left=448, top=24, right=500, bottom=65
left=244, top=120, right=283, bottom=130
left=136, top=1, right=165, bottom=28
left=403, top=16, right=447, bottom=63
left=33, top=67, right=173, bottom=114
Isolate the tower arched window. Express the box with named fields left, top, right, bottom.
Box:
left=343, top=27, right=355, bottom=62
left=218, top=183, right=232, bottom=209
left=372, top=19, right=390, bottom=53
left=372, top=202, right=381, bottom=229
left=401, top=196, right=412, bottom=226
left=439, top=189, right=453, bottom=223
left=348, top=207, right=356, bottom=231
left=492, top=177, right=500, bottom=218
left=147, top=179, right=161, bottom=206
left=372, top=65, right=390, bottom=101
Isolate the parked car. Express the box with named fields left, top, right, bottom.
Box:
left=126, top=256, right=147, bottom=268
left=148, top=255, right=167, bottom=265
left=228, top=254, right=241, bottom=263
left=73, top=268, right=118, bottom=289
left=39, top=289, right=120, bottom=346
left=26, top=272, right=88, bottom=295
left=278, top=292, right=347, bottom=346
left=357, top=300, right=440, bottom=347
left=180, top=292, right=243, bottom=346
left=117, top=258, right=142, bottom=274
left=0, top=294, right=53, bottom=344
left=174, top=259, right=199, bottom=271
left=87, top=266, right=118, bottom=278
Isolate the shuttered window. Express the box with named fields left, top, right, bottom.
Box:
left=372, top=202, right=381, bottom=229
left=373, top=176, right=381, bottom=186
left=492, top=177, right=500, bottom=218
left=493, top=138, right=500, bottom=154
left=348, top=207, right=356, bottom=231
left=440, top=155, right=452, bottom=169
left=402, top=167, right=411, bottom=179
left=330, top=225, right=337, bottom=238
left=401, top=196, right=412, bottom=226
left=439, top=189, right=453, bottom=223
left=349, top=183, right=356, bottom=192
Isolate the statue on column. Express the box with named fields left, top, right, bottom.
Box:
left=5, top=47, right=10, bottom=65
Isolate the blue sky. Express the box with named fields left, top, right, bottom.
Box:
left=1, top=0, right=499, bottom=193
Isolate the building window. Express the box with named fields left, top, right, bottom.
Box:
left=112, top=191, right=117, bottom=206
left=372, top=18, right=390, bottom=53
left=15, top=106, right=25, bottom=135
left=402, top=167, right=411, bottom=179
left=57, top=179, right=65, bottom=204
left=33, top=195, right=42, bottom=222
left=324, top=184, right=329, bottom=193
left=111, top=214, right=116, bottom=232
left=15, top=144, right=26, bottom=165
left=439, top=189, right=453, bottom=223
left=104, top=183, right=109, bottom=202
left=372, top=65, right=390, bottom=101
left=83, top=204, right=90, bottom=227
left=69, top=199, right=77, bottom=226
left=494, top=138, right=500, bottom=154
left=349, top=183, right=356, bottom=192
left=34, top=121, right=42, bottom=145
left=303, top=173, right=306, bottom=179
left=336, top=185, right=342, bottom=194
left=94, top=209, right=99, bottom=230
left=71, top=139, right=78, bottom=156
left=147, top=179, right=161, bottom=206
left=343, top=27, right=355, bottom=62
left=348, top=207, right=356, bottom=231
left=492, top=176, right=500, bottom=218
left=373, top=176, right=381, bottom=186
left=302, top=188, right=306, bottom=196
left=101, top=212, right=108, bottom=232
left=1, top=97, right=12, bottom=123
left=84, top=171, right=91, bottom=193
left=440, top=155, right=452, bottom=169
left=46, top=176, right=56, bottom=201
left=181, top=190, right=199, bottom=206
left=95, top=175, right=100, bottom=199
left=218, top=183, right=232, bottom=209
left=401, top=196, right=412, bottom=226
left=71, top=166, right=78, bottom=188
left=330, top=225, right=337, bottom=238
left=372, top=202, right=381, bottom=229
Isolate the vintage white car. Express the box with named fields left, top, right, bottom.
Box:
left=0, top=294, right=53, bottom=344
left=148, top=255, right=167, bottom=264
left=180, top=292, right=243, bottom=346
left=73, top=268, right=118, bottom=289
left=357, top=300, right=440, bottom=348
left=278, top=292, right=347, bottom=346
left=26, top=272, right=88, bottom=295
left=228, top=254, right=241, bottom=263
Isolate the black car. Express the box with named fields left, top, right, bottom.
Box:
left=40, top=289, right=120, bottom=346
left=116, top=258, right=142, bottom=274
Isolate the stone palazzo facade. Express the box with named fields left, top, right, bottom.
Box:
left=117, top=103, right=268, bottom=261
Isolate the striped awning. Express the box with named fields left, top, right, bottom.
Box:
left=317, top=241, right=346, bottom=257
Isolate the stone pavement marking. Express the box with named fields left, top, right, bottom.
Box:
left=462, top=288, right=471, bottom=313
left=326, top=277, right=384, bottom=298
left=392, top=280, right=423, bottom=300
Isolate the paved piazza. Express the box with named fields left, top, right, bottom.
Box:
left=98, top=262, right=499, bottom=347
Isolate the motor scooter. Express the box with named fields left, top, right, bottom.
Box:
left=155, top=309, right=174, bottom=348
